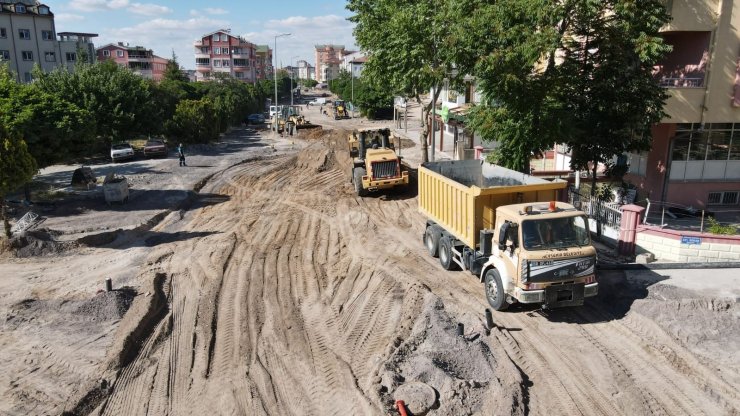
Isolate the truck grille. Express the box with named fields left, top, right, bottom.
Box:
left=372, top=160, right=399, bottom=179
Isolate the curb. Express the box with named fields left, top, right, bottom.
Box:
left=597, top=261, right=740, bottom=270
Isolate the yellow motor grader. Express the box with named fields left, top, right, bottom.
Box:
left=348, top=127, right=409, bottom=196
left=274, top=106, right=321, bottom=135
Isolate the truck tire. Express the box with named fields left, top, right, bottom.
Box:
left=354, top=167, right=368, bottom=197
left=424, top=225, right=441, bottom=257
left=439, top=236, right=457, bottom=270
left=484, top=269, right=509, bottom=311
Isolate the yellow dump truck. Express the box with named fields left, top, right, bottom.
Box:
left=419, top=160, right=598, bottom=310
left=349, top=128, right=409, bottom=196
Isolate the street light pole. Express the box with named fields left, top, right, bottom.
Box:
left=273, top=33, right=291, bottom=132
left=351, top=63, right=354, bottom=119
left=291, top=55, right=299, bottom=107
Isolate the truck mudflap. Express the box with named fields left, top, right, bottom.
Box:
left=514, top=282, right=598, bottom=308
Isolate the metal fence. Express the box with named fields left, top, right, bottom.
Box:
left=568, top=188, right=623, bottom=230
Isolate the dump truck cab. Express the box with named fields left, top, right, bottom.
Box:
left=349, top=128, right=409, bottom=196
left=486, top=201, right=598, bottom=310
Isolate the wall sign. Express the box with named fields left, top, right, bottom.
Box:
left=680, top=236, right=702, bottom=245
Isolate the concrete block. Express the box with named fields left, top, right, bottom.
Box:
left=718, top=251, right=740, bottom=260
left=702, top=250, right=719, bottom=258
left=639, top=242, right=653, bottom=250
left=731, top=245, right=740, bottom=253
left=676, top=255, right=688, bottom=262
left=635, top=253, right=655, bottom=264
left=679, top=248, right=698, bottom=256
left=710, top=244, right=731, bottom=252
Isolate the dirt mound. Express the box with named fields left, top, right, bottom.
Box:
left=632, top=284, right=740, bottom=372
left=379, top=295, right=525, bottom=415
left=9, top=229, right=79, bottom=257
left=73, top=288, right=137, bottom=322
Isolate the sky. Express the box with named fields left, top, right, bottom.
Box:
left=45, top=0, right=358, bottom=69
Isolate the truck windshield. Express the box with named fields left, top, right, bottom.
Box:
left=522, top=216, right=590, bottom=250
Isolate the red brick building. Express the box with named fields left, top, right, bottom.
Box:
left=96, top=42, right=167, bottom=81
left=194, top=29, right=269, bottom=83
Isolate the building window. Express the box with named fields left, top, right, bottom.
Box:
left=22, top=51, right=33, bottom=61
left=117, top=50, right=124, bottom=57
left=42, top=30, right=54, bottom=41
left=708, top=191, right=739, bottom=205
left=214, top=60, right=222, bottom=67
left=233, top=59, right=247, bottom=67
left=195, top=58, right=210, bottom=66
left=0, top=28, right=6, bottom=38
left=235, top=71, right=244, bottom=79
left=44, top=51, right=55, bottom=62
left=38, top=6, right=49, bottom=14
left=66, top=52, right=76, bottom=62
left=18, top=29, right=31, bottom=40
left=222, top=59, right=230, bottom=67
left=24, top=72, right=32, bottom=83
left=200, top=46, right=209, bottom=54
left=214, top=47, right=221, bottom=55
left=0, top=50, right=9, bottom=61
left=103, top=50, right=110, bottom=57
left=16, top=4, right=26, bottom=13
left=213, top=34, right=220, bottom=41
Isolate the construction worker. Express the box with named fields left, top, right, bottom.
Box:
left=177, top=143, right=186, bottom=166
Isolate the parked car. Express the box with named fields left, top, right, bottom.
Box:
left=307, top=98, right=327, bottom=106
left=111, top=143, right=134, bottom=162
left=247, top=113, right=266, bottom=125
left=143, top=140, right=168, bottom=158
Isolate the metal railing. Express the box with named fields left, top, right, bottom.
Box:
left=658, top=77, right=704, bottom=88
left=568, top=188, right=623, bottom=230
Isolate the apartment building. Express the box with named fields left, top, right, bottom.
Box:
left=58, top=32, right=97, bottom=70
left=341, top=51, right=365, bottom=78
left=254, top=44, right=272, bottom=81
left=96, top=42, right=167, bottom=81
left=314, top=44, right=344, bottom=83
left=194, top=30, right=262, bottom=82
left=625, top=0, right=740, bottom=209
left=0, top=1, right=95, bottom=82
left=296, top=59, right=315, bottom=81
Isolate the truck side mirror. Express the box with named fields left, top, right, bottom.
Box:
left=498, top=222, right=510, bottom=251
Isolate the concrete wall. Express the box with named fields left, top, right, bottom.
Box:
left=635, top=225, right=740, bottom=261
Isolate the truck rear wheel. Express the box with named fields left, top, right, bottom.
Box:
left=438, top=236, right=457, bottom=270
left=353, top=168, right=368, bottom=197
left=424, top=225, right=441, bottom=257
left=484, top=269, right=508, bottom=311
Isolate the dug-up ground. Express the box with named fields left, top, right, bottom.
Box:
left=1, top=125, right=739, bottom=416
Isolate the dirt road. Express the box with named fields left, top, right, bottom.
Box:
left=2, top=126, right=738, bottom=415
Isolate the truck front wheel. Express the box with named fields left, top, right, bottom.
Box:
left=484, top=269, right=509, bottom=311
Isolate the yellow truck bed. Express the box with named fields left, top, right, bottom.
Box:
left=418, top=160, right=566, bottom=248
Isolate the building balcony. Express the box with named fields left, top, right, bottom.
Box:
left=194, top=39, right=211, bottom=46
left=195, top=52, right=210, bottom=59
left=196, top=66, right=211, bottom=72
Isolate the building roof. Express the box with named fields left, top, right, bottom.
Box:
left=57, top=32, right=99, bottom=37
left=315, top=44, right=345, bottom=49
left=350, top=56, right=368, bottom=63
left=255, top=45, right=271, bottom=53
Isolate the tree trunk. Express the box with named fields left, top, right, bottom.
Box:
left=1, top=196, right=10, bottom=239
left=591, top=164, right=602, bottom=240
left=420, top=102, right=429, bottom=164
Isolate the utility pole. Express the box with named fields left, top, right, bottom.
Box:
left=291, top=55, right=299, bottom=107
left=273, top=33, right=291, bottom=132
left=351, top=63, right=355, bottom=118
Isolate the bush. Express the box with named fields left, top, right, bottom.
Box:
left=706, top=217, right=737, bottom=235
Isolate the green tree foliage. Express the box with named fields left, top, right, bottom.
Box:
left=329, top=70, right=393, bottom=119
left=165, top=98, right=219, bottom=143
left=32, top=60, right=158, bottom=144
left=348, top=0, right=475, bottom=160
left=0, top=126, right=37, bottom=238
left=299, top=78, right=318, bottom=88
left=163, top=52, right=189, bottom=83
left=461, top=0, right=670, bottom=175
left=0, top=65, right=93, bottom=169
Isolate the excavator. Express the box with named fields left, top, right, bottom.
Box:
left=333, top=100, right=351, bottom=120
left=349, top=127, right=409, bottom=196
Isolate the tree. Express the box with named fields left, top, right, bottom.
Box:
left=32, top=60, right=159, bottom=145
left=300, top=78, right=318, bottom=88
left=0, top=127, right=37, bottom=238
left=461, top=0, right=670, bottom=175
left=348, top=0, right=474, bottom=161
left=165, top=98, right=219, bottom=143
left=163, top=52, right=189, bottom=83
left=0, top=66, right=93, bottom=169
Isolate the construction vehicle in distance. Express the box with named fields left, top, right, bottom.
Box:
left=419, top=160, right=598, bottom=310
left=273, top=105, right=321, bottom=134
left=349, top=128, right=409, bottom=196
left=333, top=100, right=350, bottom=119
